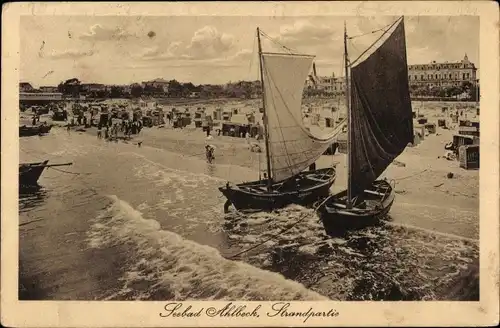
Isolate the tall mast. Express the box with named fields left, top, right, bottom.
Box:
left=344, top=21, right=352, bottom=209
left=257, top=27, right=273, bottom=190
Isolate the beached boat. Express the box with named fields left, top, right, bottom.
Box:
left=19, top=160, right=49, bottom=186
left=19, top=124, right=52, bottom=137
left=19, top=125, right=42, bottom=137
left=219, top=28, right=340, bottom=212
left=316, top=17, right=414, bottom=229
left=19, top=161, right=73, bottom=187
left=38, top=124, right=53, bottom=134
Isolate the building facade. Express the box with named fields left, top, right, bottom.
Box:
left=306, top=54, right=478, bottom=97
left=19, top=82, right=35, bottom=92
left=19, top=92, right=63, bottom=106
left=306, top=73, right=346, bottom=95
left=142, top=78, right=170, bottom=93
left=407, top=54, right=478, bottom=88
left=80, top=83, right=106, bottom=93
left=39, top=86, right=58, bottom=93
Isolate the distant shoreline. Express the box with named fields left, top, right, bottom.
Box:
left=19, top=94, right=480, bottom=106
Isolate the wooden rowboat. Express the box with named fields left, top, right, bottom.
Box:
left=19, top=161, right=72, bottom=187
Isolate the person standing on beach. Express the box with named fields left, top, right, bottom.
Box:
left=127, top=122, right=133, bottom=139
left=205, top=144, right=215, bottom=163
left=245, top=131, right=251, bottom=148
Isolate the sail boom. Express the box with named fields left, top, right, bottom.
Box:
left=261, top=52, right=315, bottom=58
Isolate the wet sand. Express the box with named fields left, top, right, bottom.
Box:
left=19, top=99, right=480, bottom=301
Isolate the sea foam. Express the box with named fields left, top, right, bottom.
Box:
left=87, top=195, right=328, bottom=301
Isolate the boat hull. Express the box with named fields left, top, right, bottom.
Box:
left=38, top=125, right=52, bottom=134
left=19, top=160, right=49, bottom=187
left=19, top=125, right=52, bottom=137
left=20, top=126, right=41, bottom=137
left=317, top=179, right=395, bottom=231
left=219, top=167, right=336, bottom=212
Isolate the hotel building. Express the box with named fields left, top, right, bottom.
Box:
left=407, top=54, right=478, bottom=88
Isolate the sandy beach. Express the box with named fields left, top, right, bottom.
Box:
left=53, top=98, right=479, bottom=202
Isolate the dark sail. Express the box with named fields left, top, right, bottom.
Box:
left=349, top=19, right=414, bottom=196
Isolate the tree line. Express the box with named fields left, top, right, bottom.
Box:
left=410, top=81, right=479, bottom=100
left=303, top=80, right=479, bottom=101
left=56, top=77, right=479, bottom=101
left=56, top=78, right=262, bottom=99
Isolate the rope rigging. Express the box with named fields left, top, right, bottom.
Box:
left=19, top=147, right=91, bottom=175
left=47, top=166, right=91, bottom=175
left=259, top=29, right=296, bottom=54
left=349, top=16, right=403, bottom=67
left=392, top=168, right=428, bottom=181
left=347, top=16, right=403, bottom=40
left=222, top=166, right=429, bottom=260
left=223, top=192, right=336, bottom=260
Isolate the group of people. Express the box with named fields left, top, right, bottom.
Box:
left=167, top=112, right=189, bottom=129
left=97, top=120, right=143, bottom=141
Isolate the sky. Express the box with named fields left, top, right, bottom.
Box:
left=20, top=15, right=479, bottom=87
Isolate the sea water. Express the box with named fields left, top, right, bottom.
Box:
left=18, top=128, right=479, bottom=301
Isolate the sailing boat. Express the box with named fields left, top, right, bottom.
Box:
left=317, top=17, right=414, bottom=229
left=219, top=28, right=341, bottom=212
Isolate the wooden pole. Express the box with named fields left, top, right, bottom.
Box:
left=344, top=22, right=352, bottom=209
left=26, top=162, right=73, bottom=168
left=257, top=27, right=273, bottom=191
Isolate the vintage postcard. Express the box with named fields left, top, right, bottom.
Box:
left=1, top=1, right=499, bottom=327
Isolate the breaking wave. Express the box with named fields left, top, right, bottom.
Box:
left=86, top=195, right=327, bottom=301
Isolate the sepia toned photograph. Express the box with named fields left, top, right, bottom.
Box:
left=2, top=1, right=499, bottom=327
